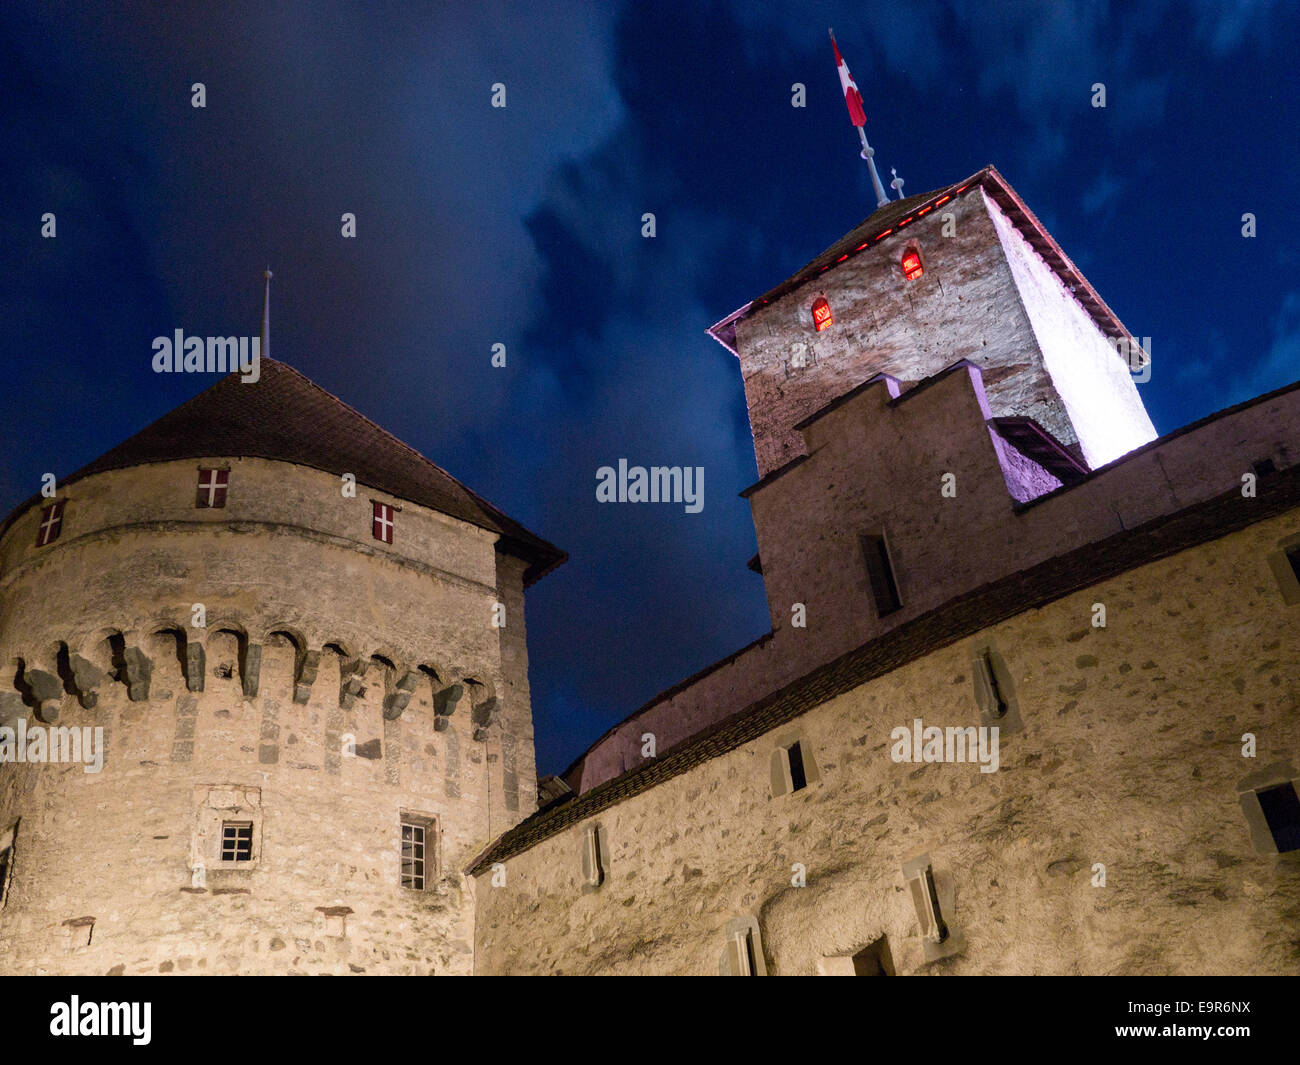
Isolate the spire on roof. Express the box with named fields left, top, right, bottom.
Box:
left=260, top=267, right=273, bottom=359
left=890, top=167, right=905, bottom=200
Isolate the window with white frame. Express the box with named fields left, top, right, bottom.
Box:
left=401, top=813, right=436, bottom=890
left=220, top=821, right=253, bottom=862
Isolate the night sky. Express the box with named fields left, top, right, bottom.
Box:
left=3, top=1, right=1297, bottom=775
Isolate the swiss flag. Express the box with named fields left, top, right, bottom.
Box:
left=831, top=33, right=867, bottom=128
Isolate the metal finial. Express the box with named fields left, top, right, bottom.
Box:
left=890, top=167, right=905, bottom=200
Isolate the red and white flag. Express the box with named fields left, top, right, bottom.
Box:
left=830, top=32, right=867, bottom=128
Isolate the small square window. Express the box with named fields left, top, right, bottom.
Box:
left=1252, top=458, right=1276, bottom=477
left=0, top=844, right=12, bottom=907
left=373, top=501, right=395, bottom=544
left=35, top=501, right=65, bottom=547
left=196, top=467, right=229, bottom=508
left=220, top=821, right=253, bottom=862
left=1287, top=546, right=1300, bottom=585
left=1256, top=783, right=1300, bottom=853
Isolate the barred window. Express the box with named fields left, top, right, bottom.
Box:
left=220, top=821, right=253, bottom=862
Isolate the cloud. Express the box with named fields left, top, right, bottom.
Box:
left=1081, top=171, right=1124, bottom=216
left=1192, top=0, right=1284, bottom=55
left=1240, top=292, right=1300, bottom=401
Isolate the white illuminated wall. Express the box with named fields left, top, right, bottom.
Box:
left=985, top=189, right=1158, bottom=468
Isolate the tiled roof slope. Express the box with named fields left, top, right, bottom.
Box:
left=2, top=359, right=565, bottom=585
left=468, top=461, right=1300, bottom=873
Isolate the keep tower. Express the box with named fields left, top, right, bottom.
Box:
left=708, top=165, right=1158, bottom=479
left=0, top=357, right=563, bottom=975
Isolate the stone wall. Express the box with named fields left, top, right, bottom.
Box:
left=477, top=511, right=1300, bottom=975
left=0, top=456, right=537, bottom=974
left=731, top=186, right=1155, bottom=478
left=564, top=378, right=1300, bottom=797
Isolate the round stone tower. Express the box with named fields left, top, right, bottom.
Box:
left=0, top=358, right=563, bottom=974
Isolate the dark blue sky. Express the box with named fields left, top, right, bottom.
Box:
left=3, top=1, right=1297, bottom=774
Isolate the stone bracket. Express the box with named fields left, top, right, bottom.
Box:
left=67, top=654, right=106, bottom=709
left=382, top=670, right=420, bottom=721
left=293, top=649, right=320, bottom=705
left=339, top=658, right=366, bottom=710
left=25, top=667, right=64, bottom=722
left=471, top=695, right=498, bottom=742
left=121, top=647, right=153, bottom=702
left=433, top=682, right=463, bottom=732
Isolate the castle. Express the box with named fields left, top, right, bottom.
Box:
left=1, top=165, right=1297, bottom=976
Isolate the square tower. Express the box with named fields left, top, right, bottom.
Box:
left=709, top=166, right=1157, bottom=478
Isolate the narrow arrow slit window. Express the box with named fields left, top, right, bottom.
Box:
left=861, top=533, right=902, bottom=616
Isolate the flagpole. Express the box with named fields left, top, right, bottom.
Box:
left=829, top=29, right=890, bottom=210
left=857, top=129, right=890, bottom=209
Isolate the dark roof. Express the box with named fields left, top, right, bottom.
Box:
left=992, top=417, right=1090, bottom=485
left=706, top=165, right=1139, bottom=356
left=2, top=359, right=565, bottom=585
left=470, top=459, right=1300, bottom=873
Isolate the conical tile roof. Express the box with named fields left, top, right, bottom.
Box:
left=6, top=358, right=565, bottom=584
